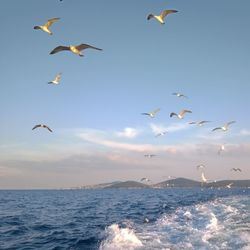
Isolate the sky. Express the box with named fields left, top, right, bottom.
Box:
left=0, top=0, right=249, bottom=189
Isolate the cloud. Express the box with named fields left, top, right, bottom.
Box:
left=0, top=165, right=21, bottom=177
left=115, top=127, right=140, bottom=139
left=150, top=122, right=190, bottom=134
left=239, top=129, right=250, bottom=136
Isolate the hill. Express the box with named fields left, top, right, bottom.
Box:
left=105, top=181, right=149, bottom=189
left=154, top=178, right=202, bottom=188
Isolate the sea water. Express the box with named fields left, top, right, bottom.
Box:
left=0, top=188, right=249, bottom=249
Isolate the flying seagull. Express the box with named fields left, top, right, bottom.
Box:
left=170, top=109, right=192, bottom=119
left=197, top=164, right=205, bottom=171
left=226, top=182, right=234, bottom=189
left=144, top=154, right=156, bottom=158
left=32, top=124, right=52, bottom=132
left=201, top=172, right=208, bottom=183
left=50, top=43, right=102, bottom=57
left=172, top=92, right=188, bottom=98
left=231, top=168, right=242, bottom=172
left=34, top=18, right=60, bottom=35
left=147, top=9, right=178, bottom=24
left=189, top=120, right=211, bottom=127
left=48, top=72, right=62, bottom=85
left=141, top=108, right=160, bottom=118
left=212, top=121, right=236, bottom=132
left=155, top=131, right=167, bottom=137
left=140, top=178, right=151, bottom=182
left=217, top=144, right=225, bottom=155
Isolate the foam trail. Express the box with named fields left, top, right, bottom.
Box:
left=100, top=223, right=143, bottom=250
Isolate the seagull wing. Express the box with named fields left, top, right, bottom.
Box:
left=44, top=125, right=53, bottom=132
left=75, top=44, right=102, bottom=51
left=147, top=14, right=155, bottom=20
left=170, top=112, right=177, bottom=117
left=55, top=73, right=62, bottom=82
left=152, top=108, right=160, bottom=115
left=32, top=124, right=41, bottom=130
left=189, top=121, right=196, bottom=124
left=50, top=46, right=70, bottom=54
left=141, top=113, right=150, bottom=116
left=199, top=120, right=210, bottom=124
left=44, top=17, right=60, bottom=28
left=201, top=172, right=207, bottom=183
left=212, top=127, right=222, bottom=132
left=180, top=109, right=192, bottom=116
left=225, top=121, right=236, bottom=127
left=160, top=9, right=178, bottom=19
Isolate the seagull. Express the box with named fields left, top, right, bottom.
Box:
left=50, top=43, right=102, bottom=57
left=231, top=168, right=242, bottom=172
left=141, top=108, right=160, bottom=118
left=226, top=182, right=234, bottom=189
left=155, top=131, right=167, bottom=137
left=32, top=124, right=52, bottom=132
left=48, top=73, right=62, bottom=85
left=212, top=121, right=236, bottom=132
left=189, top=120, right=211, bottom=127
left=34, top=18, right=60, bottom=35
left=217, top=144, right=225, bottom=155
left=201, top=172, right=208, bottom=183
left=172, top=92, right=188, bottom=98
left=170, top=109, right=192, bottom=119
left=140, top=178, right=151, bottom=182
left=147, top=9, right=178, bottom=24
left=197, top=164, right=205, bottom=170
left=144, top=154, right=156, bottom=158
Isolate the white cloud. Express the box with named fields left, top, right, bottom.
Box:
left=150, top=122, right=190, bottom=134
left=115, top=127, right=140, bottom=139
left=239, top=129, right=250, bottom=136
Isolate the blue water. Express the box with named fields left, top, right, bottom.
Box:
left=0, top=188, right=249, bottom=250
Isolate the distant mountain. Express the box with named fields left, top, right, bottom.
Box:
left=154, top=178, right=201, bottom=188
left=206, top=180, right=250, bottom=188
left=80, top=181, right=122, bottom=189
left=106, top=181, right=149, bottom=189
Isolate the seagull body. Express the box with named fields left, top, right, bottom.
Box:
left=50, top=43, right=102, bottom=57
left=155, top=131, right=167, bottom=137
left=212, top=121, right=236, bottom=132
left=140, top=178, right=151, bottom=182
left=32, top=124, right=52, bottom=132
left=231, top=168, right=242, bottom=172
left=226, top=182, right=233, bottom=188
left=34, top=18, right=60, bottom=35
left=48, top=73, right=62, bottom=85
left=197, top=164, right=205, bottom=170
left=217, top=144, right=225, bottom=155
left=170, top=109, right=192, bottom=119
left=144, top=154, right=156, bottom=158
left=201, top=172, right=208, bottom=183
left=189, top=120, right=210, bottom=127
left=147, top=9, right=178, bottom=24
left=142, top=108, right=160, bottom=118
left=172, top=92, right=188, bottom=98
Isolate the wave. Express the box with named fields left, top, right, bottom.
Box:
left=99, top=195, right=250, bottom=250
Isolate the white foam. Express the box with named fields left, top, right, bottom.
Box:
left=100, top=224, right=143, bottom=250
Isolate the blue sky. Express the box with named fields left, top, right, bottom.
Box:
left=0, top=0, right=249, bottom=188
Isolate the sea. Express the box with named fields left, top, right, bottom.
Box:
left=0, top=188, right=249, bottom=250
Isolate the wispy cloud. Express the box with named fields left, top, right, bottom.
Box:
left=115, top=127, right=141, bottom=139
left=150, top=122, right=190, bottom=134
left=239, top=129, right=250, bottom=136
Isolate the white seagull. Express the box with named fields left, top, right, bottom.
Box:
left=50, top=43, right=102, bottom=57
left=32, top=124, right=52, bottom=132
left=189, top=120, right=211, bottom=127
left=226, top=182, right=234, bottom=189
left=155, top=131, right=167, bottom=137
left=34, top=18, right=60, bottom=35
left=197, top=164, right=205, bottom=171
left=140, top=178, right=151, bottom=182
left=231, top=168, right=242, bottom=172
left=144, top=154, right=156, bottom=158
left=212, top=121, right=236, bottom=132
left=147, top=9, right=178, bottom=24
left=172, top=92, right=188, bottom=98
left=141, top=108, right=160, bottom=118
left=170, top=109, right=192, bottom=119
left=48, top=73, right=62, bottom=85
left=201, top=172, right=208, bottom=183
left=217, top=144, right=225, bottom=155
